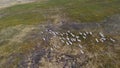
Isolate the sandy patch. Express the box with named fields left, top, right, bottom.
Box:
left=0, top=0, right=37, bottom=9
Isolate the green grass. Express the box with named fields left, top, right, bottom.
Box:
left=0, top=0, right=120, bottom=29
left=0, top=0, right=120, bottom=67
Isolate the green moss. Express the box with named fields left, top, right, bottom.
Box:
left=0, top=0, right=120, bottom=29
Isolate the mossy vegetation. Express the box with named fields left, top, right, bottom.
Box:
left=0, top=0, right=120, bottom=29
left=0, top=0, right=120, bottom=68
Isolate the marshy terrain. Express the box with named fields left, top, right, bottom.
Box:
left=0, top=0, right=120, bottom=68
